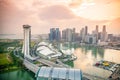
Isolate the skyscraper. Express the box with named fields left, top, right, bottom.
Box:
left=49, top=28, right=56, bottom=41
left=49, top=28, right=61, bottom=41
left=85, top=26, right=88, bottom=35
left=95, top=25, right=99, bottom=42
left=80, top=28, right=85, bottom=42
left=56, top=28, right=61, bottom=41
left=23, top=25, right=31, bottom=57
left=66, top=28, right=72, bottom=42
left=103, top=25, right=106, bottom=32
left=101, top=25, right=108, bottom=42
left=72, top=28, right=75, bottom=42
left=62, top=29, right=66, bottom=41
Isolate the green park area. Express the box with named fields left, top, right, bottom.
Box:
left=0, top=53, right=12, bottom=66
left=0, top=39, right=23, bottom=72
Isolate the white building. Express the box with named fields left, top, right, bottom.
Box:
left=36, top=66, right=82, bottom=80
left=85, top=34, right=97, bottom=44
left=23, top=25, right=31, bottom=57
left=36, top=42, right=62, bottom=59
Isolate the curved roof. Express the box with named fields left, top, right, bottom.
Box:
left=36, top=67, right=82, bottom=80
left=38, top=42, right=48, bottom=46
left=36, top=42, right=62, bottom=58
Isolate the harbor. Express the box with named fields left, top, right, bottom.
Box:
left=94, top=60, right=120, bottom=79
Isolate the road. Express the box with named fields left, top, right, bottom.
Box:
left=37, top=58, right=69, bottom=68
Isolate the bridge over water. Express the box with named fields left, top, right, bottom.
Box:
left=23, top=58, right=69, bottom=74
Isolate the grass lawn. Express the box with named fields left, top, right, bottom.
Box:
left=0, top=53, right=12, bottom=66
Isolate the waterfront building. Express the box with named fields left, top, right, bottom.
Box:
left=66, top=28, right=73, bottom=42
left=108, top=34, right=113, bottom=41
left=85, top=34, right=97, bottom=44
left=23, top=25, right=31, bottom=57
left=100, top=25, right=108, bottom=42
left=72, top=28, right=76, bottom=42
left=85, top=26, right=88, bottom=35
left=36, top=66, right=82, bottom=80
left=62, top=29, right=66, bottom=41
left=49, top=28, right=56, bottom=41
left=62, top=28, right=73, bottom=42
left=62, top=28, right=77, bottom=42
left=36, top=42, right=62, bottom=59
left=49, top=28, right=61, bottom=42
left=80, top=26, right=88, bottom=43
left=55, top=28, right=61, bottom=41
left=95, top=25, right=99, bottom=42
left=80, top=28, right=85, bottom=42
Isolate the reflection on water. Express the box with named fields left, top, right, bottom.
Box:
left=73, top=45, right=120, bottom=79
left=0, top=69, right=35, bottom=80
left=58, top=43, right=120, bottom=79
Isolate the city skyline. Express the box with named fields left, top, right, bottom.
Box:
left=0, top=0, right=120, bottom=34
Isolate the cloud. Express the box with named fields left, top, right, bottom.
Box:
left=0, top=0, right=120, bottom=35
left=69, top=0, right=82, bottom=8
left=38, top=5, right=76, bottom=21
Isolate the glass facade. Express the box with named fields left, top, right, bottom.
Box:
left=36, top=67, right=82, bottom=80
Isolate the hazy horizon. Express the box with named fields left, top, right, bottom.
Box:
left=0, top=0, right=120, bottom=35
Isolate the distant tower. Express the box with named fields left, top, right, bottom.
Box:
left=72, top=28, right=75, bottom=42
left=103, top=25, right=106, bottom=32
left=96, top=25, right=99, bottom=42
left=96, top=25, right=98, bottom=33
left=101, top=25, right=108, bottom=42
left=23, top=25, right=31, bottom=57
left=85, top=26, right=88, bottom=35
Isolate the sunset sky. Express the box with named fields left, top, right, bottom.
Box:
left=0, top=0, right=120, bottom=34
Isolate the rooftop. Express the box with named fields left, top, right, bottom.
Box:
left=36, top=66, right=82, bottom=80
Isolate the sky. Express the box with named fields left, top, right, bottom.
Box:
left=0, top=0, right=120, bottom=34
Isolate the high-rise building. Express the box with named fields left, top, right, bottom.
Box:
left=55, top=28, right=61, bottom=41
left=101, top=25, right=108, bottom=42
left=92, top=25, right=99, bottom=43
left=103, top=25, right=106, bottom=32
left=85, top=34, right=97, bottom=44
left=23, top=25, right=31, bottom=57
left=62, top=28, right=73, bottom=42
left=96, top=25, right=99, bottom=42
left=62, top=29, right=66, bottom=41
left=80, top=26, right=88, bottom=43
left=49, top=28, right=56, bottom=41
left=49, top=28, right=61, bottom=41
left=85, top=26, right=88, bottom=35
left=66, top=28, right=73, bottom=42
left=72, top=28, right=75, bottom=42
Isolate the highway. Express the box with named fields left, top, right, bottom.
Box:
left=23, top=59, right=39, bottom=73
left=37, top=58, right=70, bottom=68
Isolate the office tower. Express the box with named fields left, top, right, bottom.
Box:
left=85, top=35, right=97, bottom=44
left=80, top=28, right=85, bottom=42
left=72, top=28, right=75, bottom=42
left=92, top=25, right=99, bottom=43
left=103, top=25, right=106, bottom=32
left=23, top=25, right=31, bottom=57
left=66, top=28, right=72, bottom=42
left=55, top=28, right=61, bottom=41
left=85, top=26, right=88, bottom=35
left=96, top=25, right=99, bottom=41
left=101, top=25, right=108, bottom=42
left=49, top=28, right=56, bottom=41
left=62, top=30, right=66, bottom=41
left=49, top=28, right=61, bottom=41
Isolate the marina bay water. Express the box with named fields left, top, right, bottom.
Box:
left=0, top=69, right=35, bottom=80
left=73, top=46, right=120, bottom=79
left=0, top=43, right=120, bottom=79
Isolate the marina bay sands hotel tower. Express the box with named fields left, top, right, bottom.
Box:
left=23, top=25, right=31, bottom=58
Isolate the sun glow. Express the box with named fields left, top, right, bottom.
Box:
left=71, top=0, right=95, bottom=17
